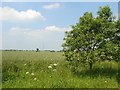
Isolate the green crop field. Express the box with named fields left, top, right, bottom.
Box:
left=2, top=51, right=119, bottom=88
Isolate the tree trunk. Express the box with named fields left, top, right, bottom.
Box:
left=89, top=62, right=93, bottom=78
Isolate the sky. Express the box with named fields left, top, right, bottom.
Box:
left=0, top=1, right=118, bottom=51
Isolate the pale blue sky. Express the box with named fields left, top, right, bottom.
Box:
left=1, top=2, right=118, bottom=50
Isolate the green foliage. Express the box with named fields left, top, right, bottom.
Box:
left=97, top=5, right=113, bottom=22
left=62, top=6, right=119, bottom=74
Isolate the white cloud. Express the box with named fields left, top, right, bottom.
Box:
left=44, top=26, right=70, bottom=32
left=3, top=26, right=71, bottom=50
left=10, top=26, right=70, bottom=39
left=0, top=7, right=45, bottom=22
left=43, top=3, right=60, bottom=10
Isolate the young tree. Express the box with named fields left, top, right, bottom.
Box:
left=62, top=6, right=118, bottom=76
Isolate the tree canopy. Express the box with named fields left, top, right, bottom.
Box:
left=62, top=5, right=120, bottom=76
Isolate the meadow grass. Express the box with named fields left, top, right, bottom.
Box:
left=2, top=51, right=118, bottom=88
left=0, top=51, right=2, bottom=89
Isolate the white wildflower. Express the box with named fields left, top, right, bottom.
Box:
left=48, top=65, right=52, bottom=69
left=105, top=81, right=107, bottom=83
left=53, top=63, right=57, bottom=66
left=31, top=73, right=34, bottom=76
left=24, top=64, right=27, bottom=66
left=74, top=49, right=78, bottom=52
left=34, top=78, right=37, bottom=81
left=53, top=69, right=57, bottom=72
left=26, top=72, right=29, bottom=74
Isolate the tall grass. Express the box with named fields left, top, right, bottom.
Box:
left=0, top=51, right=2, bottom=89
left=2, top=51, right=118, bottom=88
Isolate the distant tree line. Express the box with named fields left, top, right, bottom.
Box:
left=3, top=49, right=63, bottom=52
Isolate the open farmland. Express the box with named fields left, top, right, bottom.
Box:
left=2, top=51, right=118, bottom=88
